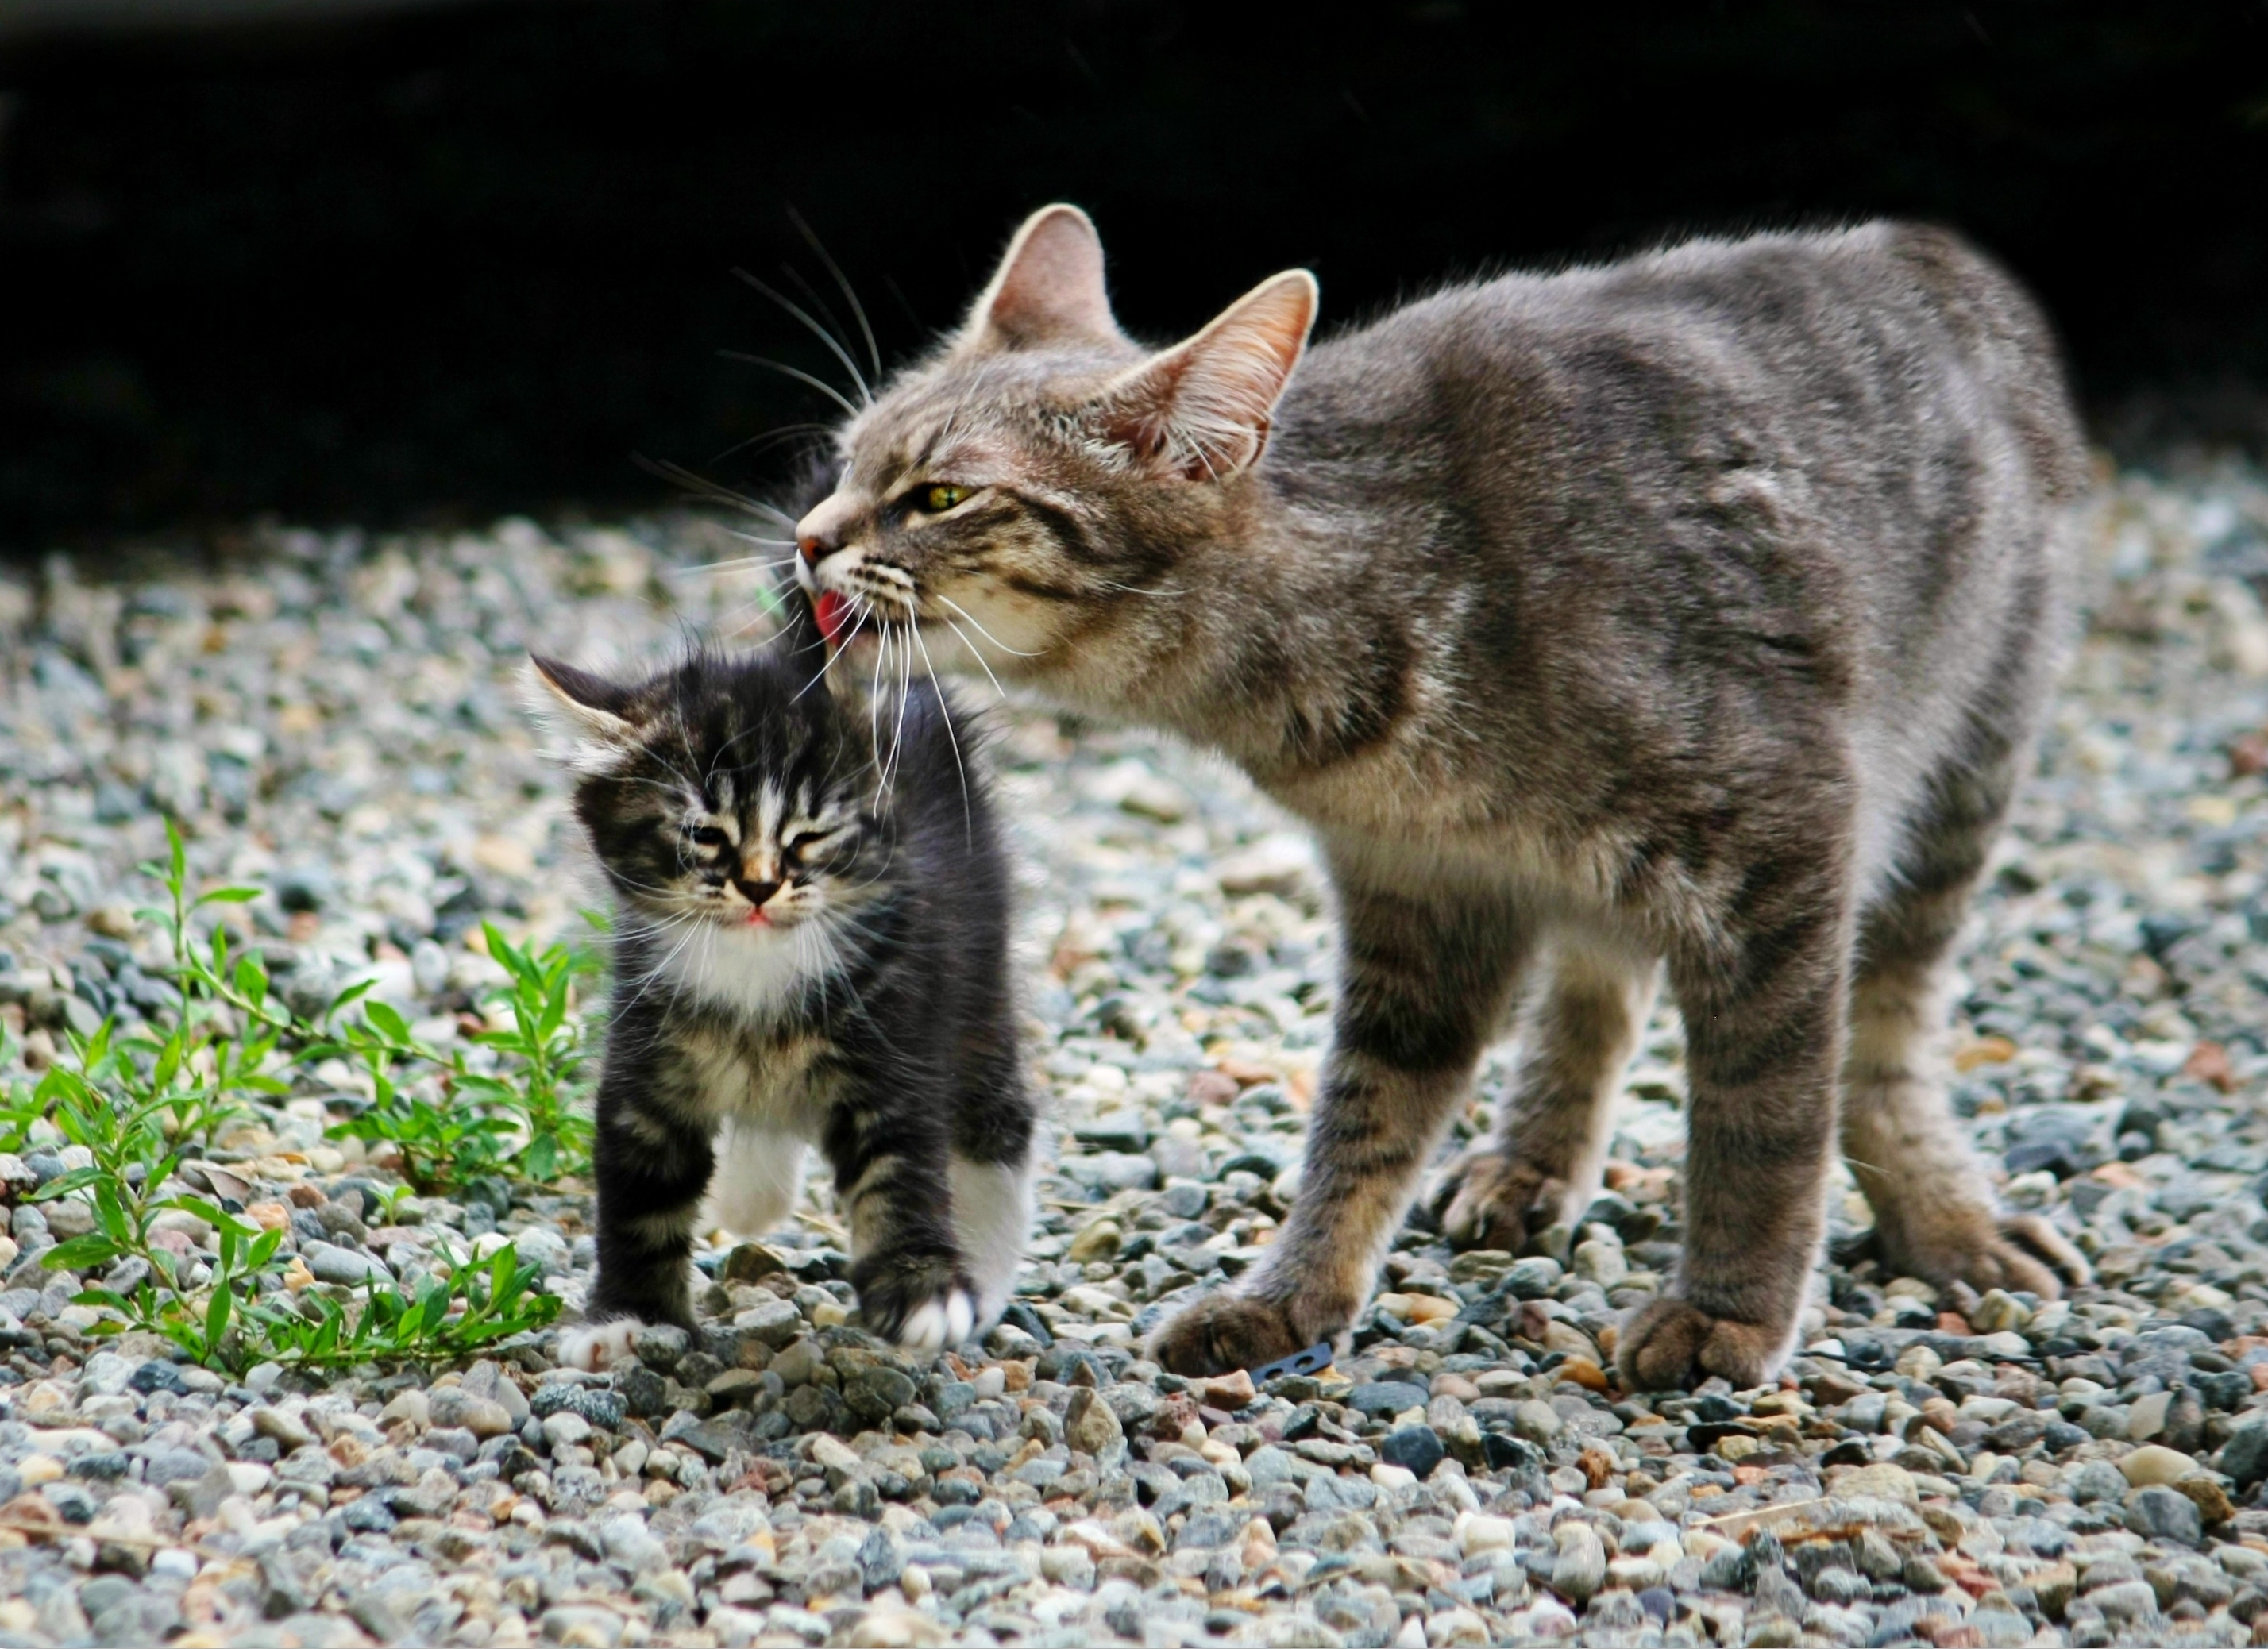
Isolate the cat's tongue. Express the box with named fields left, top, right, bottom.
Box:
left=812, top=589, right=849, bottom=646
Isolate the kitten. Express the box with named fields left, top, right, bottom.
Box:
left=530, top=607, right=1034, bottom=1367
left=786, top=205, right=2094, bottom=1390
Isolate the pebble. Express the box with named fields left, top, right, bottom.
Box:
left=0, top=470, right=2261, bottom=1642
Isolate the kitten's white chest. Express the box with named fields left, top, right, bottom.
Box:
left=653, top=924, right=842, bottom=1133
left=656, top=923, right=824, bottom=1023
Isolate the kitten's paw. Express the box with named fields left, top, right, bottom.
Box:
left=557, top=1317, right=647, bottom=1373
left=1881, top=1210, right=2092, bottom=1301
left=1432, top=1149, right=1568, bottom=1253
left=855, top=1258, right=978, bottom=1354
left=1148, top=1293, right=1313, bottom=1378
left=1616, top=1297, right=1791, bottom=1393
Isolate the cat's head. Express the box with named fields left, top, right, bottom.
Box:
left=529, top=641, right=885, bottom=937
left=795, top=205, right=1317, bottom=672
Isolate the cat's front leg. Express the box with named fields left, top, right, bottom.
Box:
left=566, top=1064, right=717, bottom=1370
left=1151, top=875, right=1529, bottom=1377
left=1616, top=868, right=1849, bottom=1392
left=1434, top=931, right=1655, bottom=1253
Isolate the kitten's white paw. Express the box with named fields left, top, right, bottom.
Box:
left=557, top=1317, right=646, bottom=1372
left=895, top=1289, right=976, bottom=1355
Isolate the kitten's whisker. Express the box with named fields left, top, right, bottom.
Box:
left=731, top=268, right=872, bottom=407
left=718, top=352, right=862, bottom=419
left=787, top=204, right=881, bottom=382
left=934, top=595, right=1046, bottom=657
left=1097, top=580, right=1187, bottom=598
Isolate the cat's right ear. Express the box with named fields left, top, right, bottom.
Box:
left=526, top=655, right=645, bottom=774
left=958, top=204, right=1120, bottom=353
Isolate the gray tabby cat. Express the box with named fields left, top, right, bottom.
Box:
left=791, top=205, right=2092, bottom=1389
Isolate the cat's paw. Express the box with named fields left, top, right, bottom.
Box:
left=856, top=1259, right=978, bottom=1354
left=1148, top=1293, right=1312, bottom=1378
left=1880, top=1210, right=2092, bottom=1301
left=1432, top=1149, right=1568, bottom=1253
left=1616, top=1297, right=1792, bottom=1393
left=557, top=1317, right=647, bottom=1372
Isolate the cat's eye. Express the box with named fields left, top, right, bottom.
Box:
left=915, top=483, right=969, bottom=514
left=688, top=826, right=730, bottom=848
left=785, top=830, right=834, bottom=860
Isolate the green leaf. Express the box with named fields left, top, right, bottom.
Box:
left=364, top=1000, right=411, bottom=1042
left=42, top=1234, right=123, bottom=1270
left=195, top=887, right=262, bottom=907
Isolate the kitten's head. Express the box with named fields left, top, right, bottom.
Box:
left=529, top=640, right=884, bottom=938
left=795, top=205, right=1317, bottom=671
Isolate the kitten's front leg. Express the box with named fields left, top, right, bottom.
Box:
left=565, top=1061, right=717, bottom=1371
left=1151, top=876, right=1529, bottom=1377
left=1616, top=870, right=1849, bottom=1392
left=825, top=1098, right=976, bottom=1355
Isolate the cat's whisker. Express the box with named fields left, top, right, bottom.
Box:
left=936, top=613, right=1011, bottom=705
left=718, top=351, right=862, bottom=419
left=704, top=422, right=832, bottom=467
left=669, top=553, right=800, bottom=580
left=787, top=204, right=881, bottom=383
left=934, top=595, right=1046, bottom=657
left=731, top=268, right=873, bottom=408
left=906, top=618, right=974, bottom=842
left=1097, top=580, right=1187, bottom=598
left=794, top=600, right=874, bottom=703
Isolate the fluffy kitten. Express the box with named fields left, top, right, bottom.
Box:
left=532, top=609, right=1033, bottom=1367
left=788, top=205, right=2093, bottom=1389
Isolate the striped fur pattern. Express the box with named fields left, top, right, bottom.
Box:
left=795, top=206, right=2092, bottom=1389
left=531, top=612, right=1033, bottom=1366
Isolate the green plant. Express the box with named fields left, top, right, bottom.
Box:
left=324, top=921, right=596, bottom=1192
left=0, top=821, right=569, bottom=1370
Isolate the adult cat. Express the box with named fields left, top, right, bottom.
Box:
left=793, top=205, right=2090, bottom=1388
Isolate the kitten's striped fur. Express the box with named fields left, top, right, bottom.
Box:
left=532, top=615, right=1033, bottom=1366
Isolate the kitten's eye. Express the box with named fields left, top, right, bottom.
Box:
left=915, top=484, right=969, bottom=514
left=785, top=831, right=833, bottom=861
left=688, top=826, right=729, bottom=848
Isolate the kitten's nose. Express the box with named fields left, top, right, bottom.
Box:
left=735, top=877, right=781, bottom=909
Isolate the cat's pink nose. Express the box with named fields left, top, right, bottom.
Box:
left=795, top=493, right=856, bottom=564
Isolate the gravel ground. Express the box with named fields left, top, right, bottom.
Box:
left=2, top=455, right=2267, bottom=1647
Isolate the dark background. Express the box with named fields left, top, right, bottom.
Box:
left=5, top=0, right=2266, bottom=552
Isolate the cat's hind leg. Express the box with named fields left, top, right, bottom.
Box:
left=1151, top=873, right=1531, bottom=1376
left=1841, top=769, right=2089, bottom=1298
left=1433, top=930, right=1658, bottom=1253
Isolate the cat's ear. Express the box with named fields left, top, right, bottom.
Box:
left=526, top=654, right=646, bottom=773
left=960, top=203, right=1119, bottom=353
left=1094, top=269, right=1317, bottom=480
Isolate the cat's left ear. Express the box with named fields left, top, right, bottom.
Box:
left=959, top=204, right=1120, bottom=353
left=1094, top=270, right=1317, bottom=480
left=527, top=654, right=646, bottom=774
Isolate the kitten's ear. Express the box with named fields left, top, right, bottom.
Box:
left=960, top=203, right=1119, bottom=353
left=1094, top=269, right=1317, bottom=480
left=526, top=654, right=645, bottom=773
